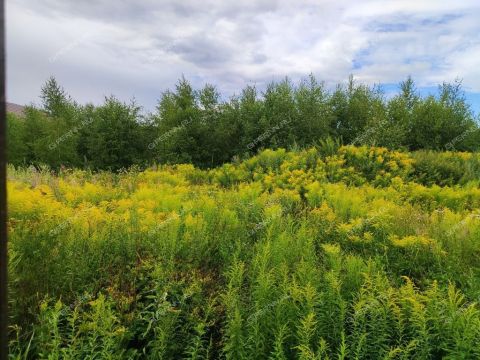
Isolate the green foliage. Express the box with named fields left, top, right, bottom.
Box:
left=6, top=72, right=480, bottom=359
left=6, top=112, right=27, bottom=165
left=7, top=75, right=479, bottom=171
left=41, top=76, right=75, bottom=119
left=8, top=145, right=480, bottom=358
left=82, top=97, right=146, bottom=170
left=22, top=294, right=130, bottom=359
left=411, top=151, right=480, bottom=186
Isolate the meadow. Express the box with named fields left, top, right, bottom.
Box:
left=7, top=144, right=480, bottom=359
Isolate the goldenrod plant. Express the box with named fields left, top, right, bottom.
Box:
left=7, top=145, right=480, bottom=358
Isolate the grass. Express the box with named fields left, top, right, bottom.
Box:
left=7, top=146, right=480, bottom=359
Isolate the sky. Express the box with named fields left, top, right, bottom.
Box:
left=7, top=0, right=480, bottom=115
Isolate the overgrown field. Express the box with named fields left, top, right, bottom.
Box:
left=8, top=145, right=480, bottom=359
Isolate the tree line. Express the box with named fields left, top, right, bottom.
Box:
left=7, top=75, right=480, bottom=170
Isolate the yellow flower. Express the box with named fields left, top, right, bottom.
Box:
left=390, top=235, right=434, bottom=248
left=337, top=222, right=355, bottom=235
left=363, top=232, right=374, bottom=242
left=321, top=243, right=341, bottom=255
left=310, top=201, right=336, bottom=223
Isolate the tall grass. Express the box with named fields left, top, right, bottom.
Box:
left=7, top=146, right=480, bottom=358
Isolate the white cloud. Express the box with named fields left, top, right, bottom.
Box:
left=7, top=0, right=480, bottom=111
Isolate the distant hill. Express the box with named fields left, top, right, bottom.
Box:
left=7, top=102, right=25, bottom=116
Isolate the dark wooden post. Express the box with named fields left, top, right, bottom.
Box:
left=0, top=0, right=7, bottom=357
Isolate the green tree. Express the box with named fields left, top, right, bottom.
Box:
left=261, top=78, right=296, bottom=149
left=238, top=85, right=264, bottom=153
left=83, top=97, right=144, bottom=170
left=40, top=76, right=77, bottom=121
left=6, top=113, right=27, bottom=166
left=409, top=80, right=477, bottom=150
left=153, top=77, right=200, bottom=164
left=20, top=106, right=50, bottom=165
left=331, top=76, right=386, bottom=145
left=294, top=74, right=333, bottom=146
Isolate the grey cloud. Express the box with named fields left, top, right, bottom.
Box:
left=168, top=35, right=235, bottom=68
left=252, top=53, right=268, bottom=64
left=13, top=0, right=157, bottom=23
left=6, top=0, right=480, bottom=113
left=12, top=0, right=279, bottom=24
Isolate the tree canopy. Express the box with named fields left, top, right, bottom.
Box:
left=7, top=75, right=480, bottom=170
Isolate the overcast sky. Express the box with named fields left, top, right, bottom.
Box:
left=7, top=0, right=480, bottom=114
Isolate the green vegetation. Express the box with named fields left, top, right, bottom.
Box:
left=8, top=146, right=480, bottom=358
left=7, top=76, right=480, bottom=170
